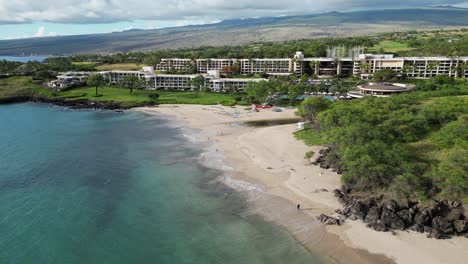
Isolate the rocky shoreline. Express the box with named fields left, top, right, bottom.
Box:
left=0, top=95, right=156, bottom=110
left=314, top=149, right=468, bottom=240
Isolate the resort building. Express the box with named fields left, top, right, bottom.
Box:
left=155, top=58, right=194, bottom=72
left=151, top=74, right=198, bottom=91
left=196, top=59, right=238, bottom=73
left=49, top=51, right=468, bottom=92
left=348, top=82, right=416, bottom=98
left=103, top=70, right=150, bottom=84
left=239, top=58, right=293, bottom=75
left=155, top=51, right=468, bottom=80
left=47, top=71, right=91, bottom=90
left=207, top=78, right=266, bottom=92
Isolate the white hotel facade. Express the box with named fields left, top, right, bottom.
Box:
left=49, top=52, right=468, bottom=90
left=155, top=52, right=468, bottom=79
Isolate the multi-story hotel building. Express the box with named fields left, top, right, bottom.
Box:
left=155, top=52, right=468, bottom=79
left=49, top=52, right=468, bottom=91
left=196, top=59, right=238, bottom=73
left=155, top=58, right=194, bottom=72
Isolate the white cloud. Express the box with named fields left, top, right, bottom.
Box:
left=32, top=26, right=57, bottom=37
left=0, top=0, right=466, bottom=24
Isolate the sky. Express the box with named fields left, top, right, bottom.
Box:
left=0, top=0, right=467, bottom=40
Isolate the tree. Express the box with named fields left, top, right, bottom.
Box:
left=359, top=62, right=370, bottom=74
left=297, top=96, right=333, bottom=128
left=123, top=76, right=141, bottom=94
left=189, top=75, right=205, bottom=92
left=288, top=83, right=306, bottom=104
left=373, top=69, right=398, bottom=82
left=87, top=73, right=105, bottom=96
left=244, top=81, right=270, bottom=103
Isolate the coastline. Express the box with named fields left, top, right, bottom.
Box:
left=136, top=104, right=468, bottom=264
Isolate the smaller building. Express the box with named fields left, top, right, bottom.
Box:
left=348, top=82, right=415, bottom=98
left=47, top=71, right=91, bottom=90
left=207, top=78, right=266, bottom=92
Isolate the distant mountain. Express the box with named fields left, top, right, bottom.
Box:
left=1, top=7, right=467, bottom=55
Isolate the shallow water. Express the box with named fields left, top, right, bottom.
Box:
left=0, top=55, right=50, bottom=63
left=0, top=103, right=321, bottom=264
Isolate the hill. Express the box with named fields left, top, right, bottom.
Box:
left=0, top=7, right=468, bottom=55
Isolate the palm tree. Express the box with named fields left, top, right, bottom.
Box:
left=359, top=62, right=370, bottom=74
left=123, top=76, right=140, bottom=94
left=87, top=73, right=105, bottom=97
left=402, top=64, right=415, bottom=78
left=456, top=61, right=467, bottom=78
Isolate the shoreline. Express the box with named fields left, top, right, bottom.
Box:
left=136, top=104, right=468, bottom=264
left=136, top=105, right=392, bottom=263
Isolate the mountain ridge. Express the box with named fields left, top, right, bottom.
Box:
left=1, top=7, right=467, bottom=55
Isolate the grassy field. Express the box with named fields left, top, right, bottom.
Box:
left=0, top=77, right=247, bottom=107
left=368, top=41, right=416, bottom=53
left=72, top=62, right=97, bottom=66
left=56, top=86, right=246, bottom=106
left=95, top=63, right=144, bottom=71
left=0, top=76, right=49, bottom=100
left=293, top=127, right=327, bottom=146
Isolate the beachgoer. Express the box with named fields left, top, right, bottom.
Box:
left=297, top=204, right=301, bottom=210
left=224, top=193, right=228, bottom=199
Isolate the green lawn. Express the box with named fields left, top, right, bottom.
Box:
left=368, top=41, right=415, bottom=53
left=56, top=86, right=246, bottom=106
left=0, top=76, right=50, bottom=100
left=293, top=127, right=327, bottom=146
left=95, top=63, right=143, bottom=71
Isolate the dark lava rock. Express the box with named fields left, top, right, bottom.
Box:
left=446, top=207, right=463, bottom=222
left=454, top=220, right=467, bottom=234
left=414, top=210, right=431, bottom=226
left=381, top=207, right=406, bottom=230
left=409, top=224, right=425, bottom=233
left=432, top=216, right=453, bottom=234
left=385, top=200, right=400, bottom=212
left=317, top=214, right=341, bottom=225
left=397, top=209, right=412, bottom=226
left=364, top=206, right=381, bottom=224
left=350, top=201, right=368, bottom=220
left=429, top=228, right=447, bottom=239
left=424, top=226, right=433, bottom=234
left=333, top=189, right=345, bottom=201
left=367, top=221, right=387, bottom=232
left=408, top=207, right=418, bottom=220
left=335, top=207, right=351, bottom=217
left=450, top=201, right=462, bottom=209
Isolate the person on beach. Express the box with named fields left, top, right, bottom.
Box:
left=225, top=193, right=228, bottom=199
left=297, top=204, right=301, bottom=210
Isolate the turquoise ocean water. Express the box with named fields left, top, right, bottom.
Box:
left=0, top=56, right=50, bottom=63
left=0, top=103, right=321, bottom=264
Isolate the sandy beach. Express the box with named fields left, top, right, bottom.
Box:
left=136, top=104, right=468, bottom=264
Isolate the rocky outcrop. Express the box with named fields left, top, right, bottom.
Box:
left=317, top=214, right=342, bottom=226
left=332, top=186, right=468, bottom=239
left=311, top=147, right=342, bottom=174
left=0, top=95, right=156, bottom=110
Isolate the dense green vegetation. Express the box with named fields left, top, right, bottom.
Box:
left=297, top=78, right=468, bottom=202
